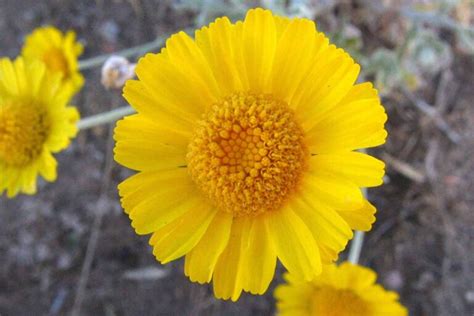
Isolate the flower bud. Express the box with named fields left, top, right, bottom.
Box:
left=101, top=55, right=136, bottom=89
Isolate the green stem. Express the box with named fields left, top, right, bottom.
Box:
left=78, top=38, right=165, bottom=70
left=348, top=148, right=368, bottom=264
left=77, top=106, right=135, bottom=130
left=348, top=231, right=365, bottom=264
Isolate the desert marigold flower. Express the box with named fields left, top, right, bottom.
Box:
left=0, top=58, right=79, bottom=197
left=21, top=26, right=84, bottom=95
left=114, top=8, right=387, bottom=300
left=275, top=262, right=408, bottom=316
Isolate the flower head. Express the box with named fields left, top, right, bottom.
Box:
left=0, top=58, right=79, bottom=197
left=275, top=262, right=408, bottom=316
left=114, top=8, right=387, bottom=300
left=22, top=26, right=84, bottom=95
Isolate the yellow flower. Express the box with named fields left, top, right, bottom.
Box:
left=0, top=58, right=79, bottom=197
left=114, top=8, right=387, bottom=300
left=275, top=262, right=408, bottom=316
left=22, top=26, right=84, bottom=95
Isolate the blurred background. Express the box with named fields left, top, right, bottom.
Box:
left=0, top=0, right=473, bottom=315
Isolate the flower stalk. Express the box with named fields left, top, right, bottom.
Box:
left=348, top=231, right=365, bottom=264
left=78, top=39, right=165, bottom=70
left=77, top=106, right=135, bottom=130
left=348, top=170, right=369, bottom=263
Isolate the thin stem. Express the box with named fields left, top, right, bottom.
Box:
left=348, top=186, right=368, bottom=264
left=348, top=149, right=369, bottom=264
left=348, top=231, right=365, bottom=264
left=78, top=38, right=165, bottom=70
left=77, top=106, right=135, bottom=130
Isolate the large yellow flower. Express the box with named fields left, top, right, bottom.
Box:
left=22, top=26, right=84, bottom=95
left=275, top=262, right=408, bottom=316
left=0, top=58, right=79, bottom=197
left=114, top=8, right=386, bottom=300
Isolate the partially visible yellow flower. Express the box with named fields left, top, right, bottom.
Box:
left=115, top=8, right=386, bottom=301
left=0, top=57, right=79, bottom=197
left=275, top=262, right=408, bottom=316
left=22, top=26, right=84, bottom=96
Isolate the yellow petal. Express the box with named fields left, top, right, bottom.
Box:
left=305, top=84, right=387, bottom=153
left=119, top=169, right=201, bottom=234
left=315, top=244, right=340, bottom=265
left=0, top=58, right=19, bottom=96
left=310, top=152, right=385, bottom=187
left=366, top=288, right=409, bottom=316
left=195, top=17, right=245, bottom=96
left=293, top=46, right=359, bottom=126
left=150, top=204, right=217, bottom=264
left=114, top=114, right=190, bottom=148
left=274, top=276, right=313, bottom=312
left=339, top=81, right=378, bottom=103
left=19, top=165, right=38, bottom=195
left=165, top=31, right=220, bottom=96
left=290, top=197, right=353, bottom=262
left=118, top=168, right=194, bottom=212
left=213, top=217, right=246, bottom=301
left=337, top=262, right=377, bottom=290
left=241, top=215, right=277, bottom=294
left=165, top=31, right=220, bottom=104
left=242, top=8, right=277, bottom=93
left=114, top=139, right=186, bottom=172
left=301, top=171, right=364, bottom=211
left=266, top=208, right=321, bottom=280
left=38, top=150, right=57, bottom=182
left=123, top=80, right=196, bottom=133
left=45, top=106, right=78, bottom=152
left=114, top=113, right=189, bottom=172
left=185, top=211, right=233, bottom=283
left=28, top=60, right=47, bottom=97
left=134, top=52, right=211, bottom=119
left=5, top=168, right=21, bottom=198
left=336, top=199, right=376, bottom=231
left=270, top=18, right=317, bottom=103
left=273, top=15, right=291, bottom=37
left=13, top=57, right=28, bottom=95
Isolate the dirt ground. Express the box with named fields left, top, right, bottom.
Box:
left=0, top=1, right=473, bottom=315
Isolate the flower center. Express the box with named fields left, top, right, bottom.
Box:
left=187, top=93, right=308, bottom=217
left=43, top=48, right=69, bottom=77
left=0, top=102, right=50, bottom=167
left=311, top=287, right=371, bottom=316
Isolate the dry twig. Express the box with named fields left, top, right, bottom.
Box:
left=424, top=139, right=439, bottom=181
left=401, top=87, right=461, bottom=144
left=382, top=152, right=426, bottom=183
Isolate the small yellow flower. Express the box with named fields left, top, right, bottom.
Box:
left=22, top=26, right=84, bottom=95
left=0, top=58, right=79, bottom=197
left=114, top=8, right=386, bottom=300
left=275, top=262, right=408, bottom=316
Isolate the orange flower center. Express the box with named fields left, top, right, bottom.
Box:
left=310, top=287, right=371, bottom=316
left=0, top=102, right=50, bottom=167
left=187, top=93, right=308, bottom=217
